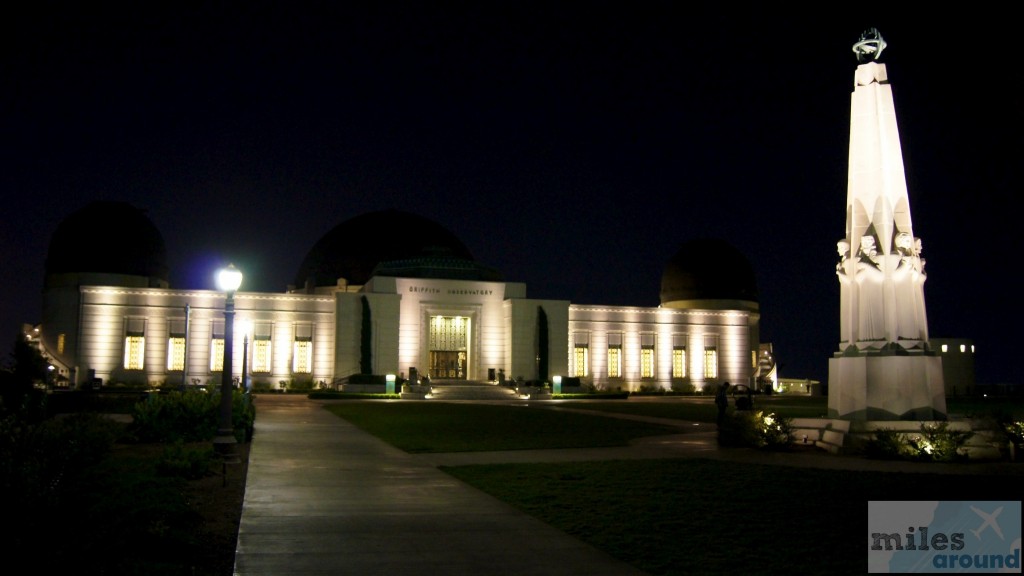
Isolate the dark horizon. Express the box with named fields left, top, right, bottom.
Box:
left=2, top=6, right=1018, bottom=386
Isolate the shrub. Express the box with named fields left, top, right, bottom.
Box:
left=670, top=380, right=696, bottom=394
left=129, top=391, right=218, bottom=443
left=911, top=422, right=973, bottom=462
left=865, top=423, right=974, bottom=462
left=156, top=440, right=214, bottom=479
left=128, top=390, right=255, bottom=444
left=864, top=428, right=913, bottom=460
left=286, top=378, right=315, bottom=392
left=1004, top=420, right=1024, bottom=447
left=1, top=412, right=122, bottom=511
left=718, top=411, right=792, bottom=450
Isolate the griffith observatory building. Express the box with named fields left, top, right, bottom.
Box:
left=34, top=204, right=763, bottom=393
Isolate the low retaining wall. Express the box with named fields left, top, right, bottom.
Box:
left=788, top=417, right=1008, bottom=460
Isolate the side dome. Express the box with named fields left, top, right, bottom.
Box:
left=660, top=238, right=758, bottom=308
left=45, top=201, right=169, bottom=286
left=294, top=210, right=501, bottom=290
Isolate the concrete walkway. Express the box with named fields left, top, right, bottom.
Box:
left=233, top=395, right=1023, bottom=575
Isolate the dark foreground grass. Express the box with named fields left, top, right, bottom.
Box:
left=325, top=399, right=1023, bottom=575
left=324, top=401, right=680, bottom=452
left=441, top=458, right=1022, bottom=576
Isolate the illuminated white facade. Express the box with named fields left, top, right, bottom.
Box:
left=36, top=207, right=759, bottom=393
left=828, top=30, right=946, bottom=420
left=42, top=274, right=757, bottom=393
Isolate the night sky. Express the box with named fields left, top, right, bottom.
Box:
left=2, top=5, right=1019, bottom=386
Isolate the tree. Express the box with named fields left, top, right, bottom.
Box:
left=360, top=296, right=372, bottom=375
left=536, top=306, right=549, bottom=383
left=0, top=333, right=49, bottom=418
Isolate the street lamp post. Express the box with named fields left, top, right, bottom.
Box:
left=181, top=303, right=191, bottom=391
left=215, top=264, right=243, bottom=461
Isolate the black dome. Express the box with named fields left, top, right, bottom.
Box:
left=294, top=210, right=500, bottom=288
left=660, top=239, right=758, bottom=305
left=45, top=201, right=169, bottom=283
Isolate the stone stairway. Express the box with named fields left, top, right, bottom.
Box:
left=425, top=380, right=523, bottom=401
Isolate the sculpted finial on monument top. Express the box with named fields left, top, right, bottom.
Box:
left=852, top=28, right=886, bottom=63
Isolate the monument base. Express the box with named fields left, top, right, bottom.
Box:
left=828, top=353, right=946, bottom=420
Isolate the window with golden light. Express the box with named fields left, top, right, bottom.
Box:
left=293, top=324, right=313, bottom=374
left=704, top=348, right=718, bottom=379
left=211, top=320, right=225, bottom=372
left=640, top=333, right=655, bottom=378
left=124, top=336, right=145, bottom=370
left=123, top=317, right=146, bottom=370
left=167, top=318, right=186, bottom=371
left=673, top=348, right=686, bottom=378
left=252, top=323, right=273, bottom=373
left=608, top=347, right=621, bottom=378
left=574, top=345, right=589, bottom=377
left=168, top=337, right=185, bottom=371
left=573, top=332, right=589, bottom=377
left=210, top=339, right=224, bottom=372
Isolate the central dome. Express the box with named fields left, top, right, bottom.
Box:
left=293, top=210, right=501, bottom=289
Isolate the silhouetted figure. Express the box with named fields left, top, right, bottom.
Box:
left=715, top=382, right=731, bottom=425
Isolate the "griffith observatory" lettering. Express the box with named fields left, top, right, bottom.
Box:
left=408, top=286, right=493, bottom=296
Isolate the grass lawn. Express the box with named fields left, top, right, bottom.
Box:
left=441, top=458, right=1021, bottom=576
left=324, top=398, right=1023, bottom=575
left=324, top=401, right=681, bottom=452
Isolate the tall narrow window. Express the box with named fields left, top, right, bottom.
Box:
left=573, top=332, right=589, bottom=377
left=640, top=333, right=655, bottom=378
left=704, top=348, right=718, bottom=379
left=211, top=320, right=225, bottom=372
left=167, top=318, right=186, bottom=371
left=672, top=334, right=686, bottom=378
left=293, top=324, right=313, bottom=374
left=57, top=333, right=65, bottom=354
left=252, top=323, right=273, bottom=373
left=123, top=317, right=145, bottom=370
left=607, top=332, right=622, bottom=378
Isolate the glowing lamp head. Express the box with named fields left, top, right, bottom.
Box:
left=217, top=264, right=243, bottom=293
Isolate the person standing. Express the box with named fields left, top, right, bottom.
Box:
left=715, top=382, right=731, bottom=425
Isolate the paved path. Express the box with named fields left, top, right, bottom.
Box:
left=234, top=395, right=647, bottom=575
left=234, top=395, right=1023, bottom=575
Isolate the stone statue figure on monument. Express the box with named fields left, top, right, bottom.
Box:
left=854, top=241, right=885, bottom=342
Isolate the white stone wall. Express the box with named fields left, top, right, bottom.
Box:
left=58, top=276, right=755, bottom=393
left=504, top=298, right=569, bottom=382
left=384, top=277, right=521, bottom=381
left=568, top=305, right=755, bottom=392
left=76, top=286, right=334, bottom=387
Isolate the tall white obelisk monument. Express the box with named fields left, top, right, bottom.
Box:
left=828, top=29, right=946, bottom=421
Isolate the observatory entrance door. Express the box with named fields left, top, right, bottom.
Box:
left=428, top=315, right=469, bottom=380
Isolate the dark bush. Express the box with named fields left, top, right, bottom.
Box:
left=128, top=390, right=255, bottom=444
left=156, top=440, right=214, bottom=479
